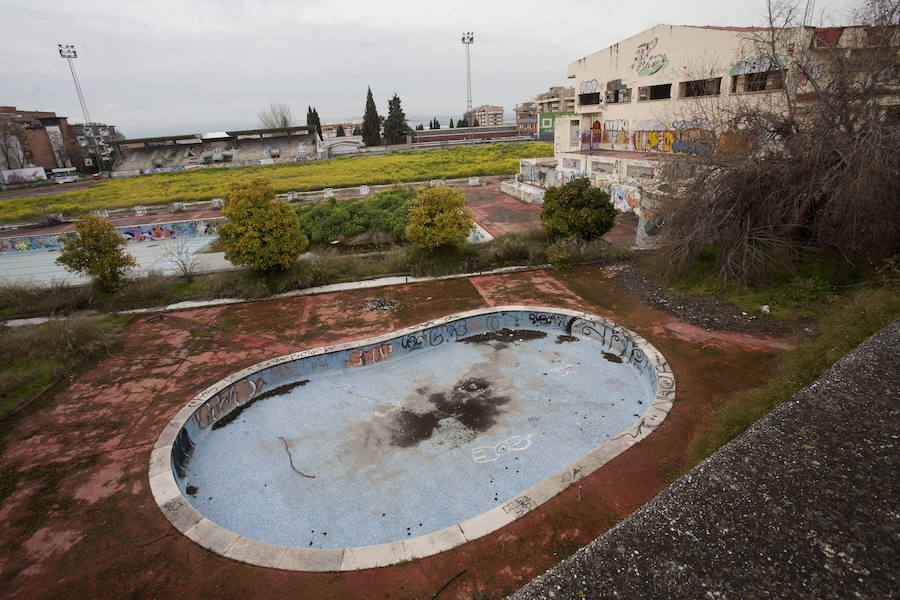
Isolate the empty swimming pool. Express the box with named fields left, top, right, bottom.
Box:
left=149, top=306, right=675, bottom=570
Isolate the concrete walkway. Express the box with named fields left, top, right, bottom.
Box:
left=512, top=319, right=899, bottom=599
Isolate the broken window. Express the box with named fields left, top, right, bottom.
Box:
left=680, top=77, right=721, bottom=97
left=731, top=70, right=785, bottom=92
left=638, top=83, right=672, bottom=101
left=578, top=92, right=601, bottom=105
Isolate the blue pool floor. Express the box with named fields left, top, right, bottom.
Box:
left=183, top=332, right=653, bottom=548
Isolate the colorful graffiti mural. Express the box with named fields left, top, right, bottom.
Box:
left=632, top=38, right=668, bottom=76
left=602, top=181, right=642, bottom=213
left=0, top=218, right=224, bottom=253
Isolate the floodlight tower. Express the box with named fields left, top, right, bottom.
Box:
left=57, top=44, right=105, bottom=174
left=461, top=32, right=474, bottom=123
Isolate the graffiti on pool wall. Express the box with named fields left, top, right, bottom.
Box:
left=502, top=495, right=536, bottom=517
left=346, top=344, right=393, bottom=367
left=603, top=181, right=642, bottom=212
left=192, top=375, right=268, bottom=430
left=632, top=38, right=668, bottom=76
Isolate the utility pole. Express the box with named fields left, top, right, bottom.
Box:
left=461, top=32, right=474, bottom=125
left=57, top=44, right=105, bottom=175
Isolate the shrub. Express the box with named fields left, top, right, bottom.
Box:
left=219, top=177, right=309, bottom=271
left=296, top=187, right=416, bottom=244
left=56, top=213, right=136, bottom=292
left=541, top=178, right=616, bottom=241
left=405, top=186, right=473, bottom=250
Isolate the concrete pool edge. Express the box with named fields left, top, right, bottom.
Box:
left=148, top=305, right=676, bottom=572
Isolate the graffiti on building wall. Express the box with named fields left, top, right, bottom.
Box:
left=632, top=38, right=668, bottom=76
left=1, top=167, right=47, bottom=184
left=602, top=181, right=642, bottom=213
left=632, top=130, right=676, bottom=153
left=672, top=117, right=711, bottom=130
left=601, top=119, right=630, bottom=145
left=579, top=79, right=599, bottom=94
left=729, top=54, right=788, bottom=76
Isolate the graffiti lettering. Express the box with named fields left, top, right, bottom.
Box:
left=528, top=313, right=571, bottom=329
left=672, top=117, right=710, bottom=130
left=346, top=344, right=393, bottom=367
left=604, top=119, right=628, bottom=131
left=192, top=375, right=267, bottom=429
left=502, top=495, right=536, bottom=517
left=579, top=79, right=599, bottom=94
left=729, top=55, right=787, bottom=76
left=632, top=38, right=668, bottom=76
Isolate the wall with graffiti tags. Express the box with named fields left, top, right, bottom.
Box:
left=0, top=217, right=225, bottom=253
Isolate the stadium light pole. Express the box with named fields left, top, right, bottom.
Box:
left=57, top=44, right=105, bottom=176
left=461, top=32, right=474, bottom=125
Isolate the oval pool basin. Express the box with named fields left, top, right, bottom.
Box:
left=149, top=306, right=675, bottom=571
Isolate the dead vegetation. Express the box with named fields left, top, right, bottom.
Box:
left=656, top=0, right=900, bottom=283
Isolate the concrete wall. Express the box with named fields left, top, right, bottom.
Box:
left=0, top=217, right=224, bottom=253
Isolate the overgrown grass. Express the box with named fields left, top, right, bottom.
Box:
left=0, top=142, right=552, bottom=224
left=0, top=314, right=129, bottom=418
left=684, top=286, right=900, bottom=466
left=0, top=232, right=628, bottom=319
left=661, top=245, right=870, bottom=321
left=296, top=187, right=416, bottom=244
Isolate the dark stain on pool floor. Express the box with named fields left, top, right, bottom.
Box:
left=390, top=377, right=511, bottom=447
left=457, top=328, right=547, bottom=345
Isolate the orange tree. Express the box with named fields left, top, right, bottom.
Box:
left=405, top=186, right=472, bottom=249
left=541, top=177, right=616, bottom=240
left=56, top=213, right=136, bottom=292
left=219, top=177, right=309, bottom=271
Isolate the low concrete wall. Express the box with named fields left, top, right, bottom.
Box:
left=0, top=217, right=225, bottom=253
left=500, top=181, right=545, bottom=204
left=512, top=319, right=900, bottom=599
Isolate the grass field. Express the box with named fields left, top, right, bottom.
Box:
left=0, top=142, right=552, bottom=224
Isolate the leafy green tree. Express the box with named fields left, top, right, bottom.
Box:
left=473, top=119, right=480, bottom=127
left=457, top=116, right=468, bottom=127
left=361, top=87, right=382, bottom=146
left=56, top=213, right=136, bottom=292
left=335, top=124, right=346, bottom=137
left=449, top=118, right=454, bottom=128
left=383, top=93, right=411, bottom=145
left=541, top=178, right=616, bottom=240
left=296, top=187, right=416, bottom=243
left=219, top=177, right=309, bottom=271
left=405, top=186, right=472, bottom=249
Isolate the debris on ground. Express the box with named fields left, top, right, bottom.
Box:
left=363, top=298, right=399, bottom=312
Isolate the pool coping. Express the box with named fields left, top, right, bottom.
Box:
left=147, top=305, right=676, bottom=572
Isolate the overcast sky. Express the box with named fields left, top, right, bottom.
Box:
left=0, top=0, right=860, bottom=138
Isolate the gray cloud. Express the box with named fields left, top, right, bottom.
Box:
left=0, top=0, right=860, bottom=137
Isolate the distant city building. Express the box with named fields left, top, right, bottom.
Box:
left=466, top=105, right=504, bottom=127
left=534, top=87, right=576, bottom=113
left=68, top=122, right=123, bottom=167
left=320, top=121, right=362, bottom=138
left=0, top=106, right=78, bottom=171
left=515, top=101, right=538, bottom=137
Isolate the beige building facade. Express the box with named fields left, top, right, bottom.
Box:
left=534, top=86, right=576, bottom=113
left=467, top=105, right=504, bottom=126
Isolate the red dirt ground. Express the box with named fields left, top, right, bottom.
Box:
left=0, top=267, right=787, bottom=600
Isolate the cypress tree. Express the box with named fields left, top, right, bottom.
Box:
left=352, top=125, right=362, bottom=136
left=313, top=108, right=323, bottom=140
left=336, top=124, right=346, bottom=137
left=449, top=118, right=454, bottom=128
left=383, top=93, right=410, bottom=145
left=361, top=87, right=382, bottom=146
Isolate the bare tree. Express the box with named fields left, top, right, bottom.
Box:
left=0, top=121, right=27, bottom=170
left=653, top=0, right=900, bottom=282
left=258, top=102, right=295, bottom=130
left=162, top=237, right=202, bottom=280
